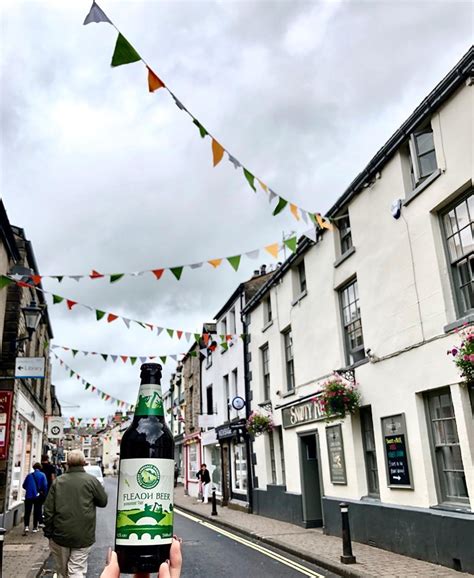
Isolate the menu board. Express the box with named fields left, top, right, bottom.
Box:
left=381, top=414, right=413, bottom=489
left=325, top=424, right=347, bottom=485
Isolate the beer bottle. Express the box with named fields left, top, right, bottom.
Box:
left=115, top=363, right=175, bottom=574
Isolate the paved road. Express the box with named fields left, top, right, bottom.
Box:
left=84, top=477, right=337, bottom=577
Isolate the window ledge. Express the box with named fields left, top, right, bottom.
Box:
left=334, top=246, right=356, bottom=268
left=430, top=504, right=472, bottom=514
left=444, top=313, right=474, bottom=333
left=403, top=168, right=442, bottom=206
left=281, top=389, right=296, bottom=399
left=262, top=320, right=273, bottom=333
left=291, top=290, right=308, bottom=307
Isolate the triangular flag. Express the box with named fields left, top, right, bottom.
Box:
left=208, top=259, right=222, bottom=269
left=227, top=255, right=241, bottom=271
left=96, top=310, right=106, bottom=321
left=194, top=334, right=201, bottom=343
left=130, top=357, right=137, bottom=366
left=257, top=179, right=268, bottom=192
left=83, top=1, right=112, bottom=25
left=290, top=204, right=300, bottom=221
left=160, top=356, right=167, bottom=364
left=193, top=119, right=208, bottom=139
left=273, top=197, right=288, bottom=216
left=90, top=270, right=104, bottom=279
left=185, top=332, right=191, bottom=342
left=122, top=318, right=131, bottom=329
left=71, top=349, right=78, bottom=357
left=200, top=348, right=208, bottom=358
left=107, top=313, right=119, bottom=323
left=316, top=213, right=334, bottom=230
left=156, top=327, right=163, bottom=336
left=166, top=329, right=174, bottom=338
left=152, top=269, right=165, bottom=280
left=243, top=168, right=256, bottom=191
left=228, top=154, right=241, bottom=169
left=171, top=94, right=186, bottom=111
left=147, top=66, right=165, bottom=92
left=111, top=33, right=141, bottom=67
left=284, top=236, right=297, bottom=253
left=31, top=275, right=42, bottom=285
left=0, top=276, right=13, bottom=289
left=70, top=276, right=83, bottom=282
left=53, top=276, right=64, bottom=282
left=85, top=383, right=91, bottom=390
left=121, top=356, right=128, bottom=363
left=66, top=300, right=77, bottom=310
left=52, top=294, right=64, bottom=305
left=110, top=274, right=124, bottom=283
left=139, top=357, right=147, bottom=364
left=211, top=139, right=225, bottom=167
left=111, top=355, right=118, bottom=363
left=268, top=189, right=277, bottom=203
left=170, top=267, right=183, bottom=281
left=190, top=262, right=203, bottom=269
left=265, top=243, right=279, bottom=258
left=101, top=354, right=108, bottom=362
left=170, top=354, right=178, bottom=361
left=245, top=249, right=259, bottom=260
left=176, top=331, right=183, bottom=340
left=303, top=227, right=317, bottom=242
left=301, top=210, right=309, bottom=224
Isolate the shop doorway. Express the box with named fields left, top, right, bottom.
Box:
left=299, top=432, right=323, bottom=528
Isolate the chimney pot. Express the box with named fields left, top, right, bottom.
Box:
left=260, top=264, right=266, bottom=275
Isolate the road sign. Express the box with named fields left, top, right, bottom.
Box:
left=15, top=357, right=45, bottom=379
left=48, top=416, right=64, bottom=439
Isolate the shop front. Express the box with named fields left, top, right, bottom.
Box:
left=216, top=420, right=248, bottom=509
left=184, top=432, right=201, bottom=498
left=201, top=429, right=221, bottom=495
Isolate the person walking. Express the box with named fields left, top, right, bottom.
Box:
left=22, top=463, right=48, bottom=535
left=196, top=463, right=211, bottom=504
left=44, top=449, right=108, bottom=578
left=41, top=454, right=57, bottom=491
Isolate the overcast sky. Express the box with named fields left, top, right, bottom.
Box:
left=1, top=0, right=472, bottom=418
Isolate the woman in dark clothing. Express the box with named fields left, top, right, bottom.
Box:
left=196, top=463, right=211, bottom=503
left=22, top=463, right=48, bottom=535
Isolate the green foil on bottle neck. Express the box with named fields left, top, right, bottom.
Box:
left=135, top=383, right=164, bottom=416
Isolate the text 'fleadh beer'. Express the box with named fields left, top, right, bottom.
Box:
left=115, top=363, right=175, bottom=574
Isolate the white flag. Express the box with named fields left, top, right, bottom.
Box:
left=83, top=1, right=112, bottom=25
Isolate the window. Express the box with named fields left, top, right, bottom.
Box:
left=189, top=386, right=194, bottom=427
left=223, top=375, right=230, bottom=421
left=360, top=406, right=379, bottom=497
left=206, top=349, right=212, bottom=368
left=221, top=317, right=228, bottom=337
left=340, top=279, right=365, bottom=365
left=277, top=427, right=286, bottom=485
left=268, top=431, right=277, bottom=484
left=261, top=344, right=270, bottom=401
left=229, top=308, right=236, bottom=335
left=441, top=191, right=474, bottom=317
left=232, top=441, right=247, bottom=492
left=426, top=388, right=468, bottom=505
left=283, top=328, right=295, bottom=392
left=231, top=369, right=238, bottom=416
left=206, top=385, right=213, bottom=416
left=297, top=260, right=307, bottom=294
left=408, top=126, right=437, bottom=186
left=338, top=214, right=353, bottom=255
left=264, top=296, right=272, bottom=325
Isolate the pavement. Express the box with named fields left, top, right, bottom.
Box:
left=174, top=486, right=471, bottom=578
left=4, top=523, right=50, bottom=578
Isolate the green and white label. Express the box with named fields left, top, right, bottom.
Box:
left=135, top=383, right=164, bottom=416
left=116, top=458, right=174, bottom=546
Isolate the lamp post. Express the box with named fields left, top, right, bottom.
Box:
left=13, top=300, right=43, bottom=353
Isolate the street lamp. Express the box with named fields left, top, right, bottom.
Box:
left=14, top=300, right=44, bottom=353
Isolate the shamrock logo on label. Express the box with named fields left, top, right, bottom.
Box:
left=137, top=464, right=160, bottom=489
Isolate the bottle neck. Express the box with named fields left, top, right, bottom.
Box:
left=134, top=381, right=164, bottom=417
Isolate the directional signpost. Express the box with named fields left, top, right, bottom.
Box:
left=15, top=357, right=45, bottom=379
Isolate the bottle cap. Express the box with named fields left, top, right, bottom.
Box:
left=140, top=363, right=162, bottom=382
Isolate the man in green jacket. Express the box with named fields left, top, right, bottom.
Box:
left=44, top=449, right=108, bottom=577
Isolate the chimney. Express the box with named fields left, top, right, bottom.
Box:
left=260, top=264, right=266, bottom=275
left=253, top=269, right=260, bottom=277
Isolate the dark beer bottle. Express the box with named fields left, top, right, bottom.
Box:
left=115, top=363, right=175, bottom=574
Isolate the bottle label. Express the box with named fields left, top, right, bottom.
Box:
left=116, top=458, right=174, bottom=546
left=135, top=383, right=164, bottom=416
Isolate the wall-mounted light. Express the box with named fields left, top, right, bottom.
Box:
left=14, top=300, right=44, bottom=353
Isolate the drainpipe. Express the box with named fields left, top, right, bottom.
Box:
left=240, top=293, right=254, bottom=514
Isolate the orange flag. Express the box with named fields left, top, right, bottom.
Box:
left=147, top=66, right=165, bottom=92
left=208, top=259, right=222, bottom=268
left=316, top=213, right=333, bottom=230
left=211, top=139, right=225, bottom=167
left=290, top=204, right=300, bottom=221
left=265, top=243, right=279, bottom=258
left=107, top=313, right=119, bottom=323
left=152, top=269, right=165, bottom=280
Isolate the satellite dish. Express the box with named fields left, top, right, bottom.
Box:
left=391, top=199, right=402, bottom=220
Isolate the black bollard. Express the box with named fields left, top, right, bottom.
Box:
left=339, top=503, right=356, bottom=564
left=211, top=490, right=218, bottom=516
left=0, top=527, right=6, bottom=578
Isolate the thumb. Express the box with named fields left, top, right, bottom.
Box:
left=100, top=551, right=120, bottom=578
left=158, top=561, right=170, bottom=578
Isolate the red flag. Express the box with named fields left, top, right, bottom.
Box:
left=66, top=300, right=78, bottom=310
left=120, top=356, right=128, bottom=364
left=107, top=313, right=118, bottom=323
left=31, top=275, right=42, bottom=285
left=90, top=270, right=105, bottom=279
left=146, top=323, right=154, bottom=331
left=147, top=66, right=165, bottom=92
left=152, top=269, right=165, bottom=280
left=177, top=330, right=183, bottom=340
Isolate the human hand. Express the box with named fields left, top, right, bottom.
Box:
left=100, top=538, right=182, bottom=578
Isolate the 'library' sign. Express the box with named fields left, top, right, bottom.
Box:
left=282, top=396, right=324, bottom=429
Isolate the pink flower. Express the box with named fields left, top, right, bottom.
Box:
left=469, top=354, right=474, bottom=363
left=464, top=354, right=470, bottom=361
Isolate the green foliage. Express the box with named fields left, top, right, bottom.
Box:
left=316, top=376, right=361, bottom=421
left=447, top=327, right=474, bottom=382
left=246, top=411, right=273, bottom=436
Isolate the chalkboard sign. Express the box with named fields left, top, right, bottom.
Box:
left=381, top=414, right=413, bottom=489
left=325, top=424, right=347, bottom=485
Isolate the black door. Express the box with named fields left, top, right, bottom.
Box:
left=299, top=433, right=323, bottom=528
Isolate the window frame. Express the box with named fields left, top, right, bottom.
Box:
left=360, top=406, right=380, bottom=498
left=408, top=126, right=438, bottom=186
left=206, top=385, right=214, bottom=416
left=440, top=190, right=474, bottom=319
left=261, top=344, right=270, bottom=401
left=282, top=328, right=295, bottom=393
left=297, top=260, right=307, bottom=294
left=338, top=213, right=353, bottom=256
left=263, top=296, right=272, bottom=325
left=339, top=278, right=366, bottom=366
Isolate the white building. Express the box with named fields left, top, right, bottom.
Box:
left=242, top=47, right=474, bottom=573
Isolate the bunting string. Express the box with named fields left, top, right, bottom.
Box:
left=51, top=343, right=183, bottom=366
left=13, top=231, right=316, bottom=285
left=82, top=1, right=334, bottom=229
left=53, top=353, right=134, bottom=410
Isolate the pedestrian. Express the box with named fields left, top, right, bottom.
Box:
left=100, top=538, right=182, bottom=578
left=22, top=463, right=48, bottom=535
left=44, top=449, right=108, bottom=578
left=174, top=462, right=179, bottom=488
left=196, top=463, right=211, bottom=504
left=41, top=454, right=57, bottom=491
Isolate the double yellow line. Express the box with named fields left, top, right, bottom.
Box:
left=175, top=508, right=325, bottom=577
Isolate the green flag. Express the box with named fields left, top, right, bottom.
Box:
left=243, top=168, right=256, bottom=191
left=160, top=356, right=167, bottom=364
left=0, top=276, right=13, bottom=290
left=85, top=383, right=91, bottom=390
left=273, top=197, right=288, bottom=216
left=194, top=333, right=201, bottom=343
left=110, top=274, right=124, bottom=283
left=170, top=267, right=183, bottom=280
left=53, top=294, right=64, bottom=305
left=283, top=236, right=297, bottom=253
left=166, top=328, right=174, bottom=338
left=111, top=33, right=141, bottom=67
left=96, top=310, right=106, bottom=321
left=193, top=119, right=208, bottom=138
left=130, top=356, right=137, bottom=365
left=72, top=349, right=78, bottom=357
left=101, top=354, right=108, bottom=362
left=227, top=255, right=241, bottom=272
left=69, top=370, right=74, bottom=378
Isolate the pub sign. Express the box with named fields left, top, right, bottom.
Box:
left=325, top=424, right=347, bottom=484
left=282, top=396, right=324, bottom=429
left=381, top=413, right=413, bottom=489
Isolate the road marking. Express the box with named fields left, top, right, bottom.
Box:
left=175, top=508, right=325, bottom=577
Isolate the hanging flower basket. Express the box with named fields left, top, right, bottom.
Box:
left=447, top=327, right=474, bottom=383
left=315, top=375, right=361, bottom=421
left=246, top=411, right=274, bottom=436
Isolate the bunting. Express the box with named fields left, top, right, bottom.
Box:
left=50, top=344, right=180, bottom=365
left=82, top=1, right=335, bottom=228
